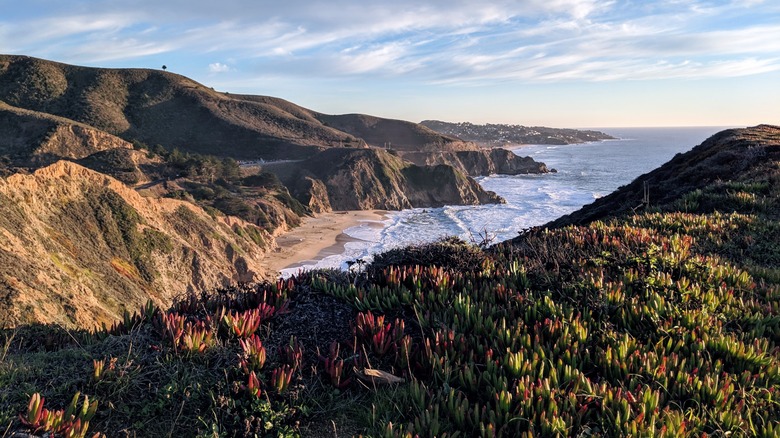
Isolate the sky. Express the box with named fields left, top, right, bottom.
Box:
left=2, top=0, right=779, bottom=128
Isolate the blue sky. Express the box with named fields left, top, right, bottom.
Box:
left=2, top=0, right=779, bottom=127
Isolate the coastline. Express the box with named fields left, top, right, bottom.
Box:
left=264, top=210, right=388, bottom=274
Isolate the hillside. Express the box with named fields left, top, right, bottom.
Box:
left=1, top=126, right=777, bottom=437
left=421, top=119, right=616, bottom=146
left=0, top=55, right=486, bottom=160
left=315, top=113, right=476, bottom=152
left=548, top=124, right=780, bottom=227
left=0, top=161, right=270, bottom=328
left=0, top=101, right=132, bottom=169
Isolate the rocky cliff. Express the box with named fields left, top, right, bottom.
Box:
left=399, top=148, right=552, bottom=176
left=274, top=148, right=503, bottom=210
left=0, top=161, right=270, bottom=328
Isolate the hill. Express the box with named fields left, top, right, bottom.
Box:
left=0, top=161, right=270, bottom=328
left=0, top=101, right=132, bottom=170
left=548, top=124, right=780, bottom=227
left=0, top=55, right=481, bottom=160
left=421, top=119, right=616, bottom=146
left=1, top=126, right=777, bottom=437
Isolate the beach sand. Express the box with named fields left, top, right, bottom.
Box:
left=264, top=210, right=388, bottom=274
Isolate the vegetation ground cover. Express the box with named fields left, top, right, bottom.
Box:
left=1, top=132, right=778, bottom=437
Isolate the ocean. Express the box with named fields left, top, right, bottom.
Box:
left=281, top=126, right=734, bottom=277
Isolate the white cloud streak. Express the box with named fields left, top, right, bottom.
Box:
left=208, top=62, right=231, bottom=73
left=1, top=0, right=779, bottom=83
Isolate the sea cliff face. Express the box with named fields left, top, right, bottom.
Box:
left=400, top=148, right=552, bottom=176
left=279, top=148, right=504, bottom=210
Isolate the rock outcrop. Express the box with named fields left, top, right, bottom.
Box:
left=0, top=161, right=270, bottom=328
left=278, top=148, right=503, bottom=210
left=400, top=148, right=552, bottom=176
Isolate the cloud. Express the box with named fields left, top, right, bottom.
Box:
left=208, top=62, right=231, bottom=73
left=2, top=0, right=779, bottom=84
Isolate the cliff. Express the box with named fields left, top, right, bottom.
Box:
left=0, top=161, right=270, bottom=328
left=399, top=148, right=553, bottom=176
left=272, top=148, right=504, bottom=210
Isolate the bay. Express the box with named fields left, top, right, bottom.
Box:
left=281, top=126, right=734, bottom=276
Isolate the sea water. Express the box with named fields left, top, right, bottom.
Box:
left=281, top=126, right=733, bottom=277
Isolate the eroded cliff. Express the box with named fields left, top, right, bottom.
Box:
left=0, top=161, right=270, bottom=328
left=276, top=148, right=504, bottom=210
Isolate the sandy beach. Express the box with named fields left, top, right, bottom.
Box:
left=264, top=210, right=388, bottom=274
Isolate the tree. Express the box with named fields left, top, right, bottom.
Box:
left=162, top=65, right=167, bottom=71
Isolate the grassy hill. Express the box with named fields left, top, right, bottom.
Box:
left=0, top=126, right=777, bottom=437
left=316, top=114, right=475, bottom=152
left=0, top=101, right=133, bottom=169
left=0, top=55, right=472, bottom=160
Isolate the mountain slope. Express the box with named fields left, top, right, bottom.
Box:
left=0, top=161, right=270, bottom=328
left=0, top=55, right=479, bottom=160
left=0, top=100, right=132, bottom=168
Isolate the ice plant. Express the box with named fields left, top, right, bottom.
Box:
left=245, top=371, right=262, bottom=398
left=279, top=335, right=303, bottom=371
left=19, top=392, right=98, bottom=438
left=19, top=392, right=45, bottom=431
left=353, top=311, right=404, bottom=356
left=318, top=341, right=352, bottom=389
left=160, top=312, right=186, bottom=345
left=239, top=334, right=267, bottom=372
left=179, top=321, right=214, bottom=353
left=223, top=305, right=276, bottom=338
left=92, top=357, right=118, bottom=382
left=270, top=365, right=294, bottom=394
